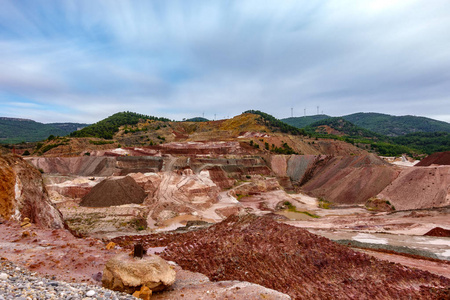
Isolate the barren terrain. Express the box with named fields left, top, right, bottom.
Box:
left=1, top=123, right=450, bottom=299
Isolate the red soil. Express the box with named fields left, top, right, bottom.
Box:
left=80, top=176, right=146, bottom=207
left=111, top=214, right=450, bottom=299
left=301, top=155, right=399, bottom=205
left=416, top=151, right=450, bottom=166
left=424, top=227, right=450, bottom=237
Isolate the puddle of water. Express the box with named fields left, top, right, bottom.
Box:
left=416, top=239, right=450, bottom=246
left=441, top=250, right=450, bottom=257
left=147, top=246, right=167, bottom=255
left=353, top=233, right=388, bottom=245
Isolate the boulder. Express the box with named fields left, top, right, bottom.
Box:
left=102, top=253, right=176, bottom=294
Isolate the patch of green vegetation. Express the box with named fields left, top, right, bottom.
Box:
left=40, top=142, right=65, bottom=153
left=236, top=193, right=249, bottom=201
left=391, top=132, right=450, bottom=154
left=271, top=142, right=298, bottom=155
left=318, top=197, right=332, bottom=209
left=129, top=216, right=147, bottom=231
left=283, top=201, right=319, bottom=218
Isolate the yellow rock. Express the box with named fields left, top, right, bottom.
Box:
left=20, top=222, right=31, bottom=228
left=106, top=242, right=116, bottom=250
left=132, top=285, right=152, bottom=300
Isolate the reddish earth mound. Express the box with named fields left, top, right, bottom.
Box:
left=80, top=176, right=146, bottom=207
left=301, top=154, right=399, bottom=205
left=112, top=215, right=450, bottom=299
left=377, top=166, right=450, bottom=210
left=416, top=151, right=450, bottom=166
left=425, top=227, right=450, bottom=237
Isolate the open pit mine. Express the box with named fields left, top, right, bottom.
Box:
left=1, top=116, right=449, bottom=299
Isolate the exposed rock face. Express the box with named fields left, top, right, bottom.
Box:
left=377, top=166, right=450, bottom=210
left=0, top=155, right=65, bottom=228
left=28, top=156, right=119, bottom=176
left=111, top=214, right=450, bottom=299
left=145, top=169, right=220, bottom=223
left=80, top=176, right=146, bottom=207
left=102, top=253, right=176, bottom=294
left=300, top=154, right=399, bottom=205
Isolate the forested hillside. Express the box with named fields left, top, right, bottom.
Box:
left=70, top=111, right=170, bottom=139
left=343, top=113, right=450, bottom=136
left=0, top=117, right=87, bottom=144
left=282, top=112, right=450, bottom=137
left=244, top=110, right=305, bottom=136
left=282, top=115, right=330, bottom=128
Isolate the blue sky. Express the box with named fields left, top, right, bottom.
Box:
left=0, top=0, right=449, bottom=123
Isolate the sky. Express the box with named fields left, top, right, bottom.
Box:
left=0, top=0, right=449, bottom=124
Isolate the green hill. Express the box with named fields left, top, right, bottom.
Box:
left=282, top=113, right=450, bottom=137
left=70, top=111, right=170, bottom=139
left=244, top=110, right=305, bottom=136
left=342, top=113, right=450, bottom=136
left=304, top=117, right=385, bottom=140
left=185, top=117, right=209, bottom=122
left=301, top=117, right=450, bottom=156
left=282, top=115, right=330, bottom=128
left=0, top=117, right=88, bottom=144
left=392, top=132, right=450, bottom=155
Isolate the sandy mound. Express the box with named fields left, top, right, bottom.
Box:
left=416, top=151, right=450, bottom=166
left=80, top=176, right=146, bottom=207
left=377, top=166, right=450, bottom=210
left=301, top=154, right=399, bottom=205
left=112, top=214, right=450, bottom=299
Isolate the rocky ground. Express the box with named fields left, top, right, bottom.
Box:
left=111, top=214, right=450, bottom=300
left=0, top=219, right=292, bottom=299
left=2, top=144, right=450, bottom=299
left=0, top=260, right=135, bottom=300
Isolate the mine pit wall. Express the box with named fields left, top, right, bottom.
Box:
left=116, top=156, right=163, bottom=175
left=0, top=155, right=65, bottom=229
left=28, top=153, right=405, bottom=207
left=267, top=154, right=401, bottom=205
left=27, top=156, right=119, bottom=176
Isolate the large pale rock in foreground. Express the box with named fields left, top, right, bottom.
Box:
left=102, top=253, right=176, bottom=294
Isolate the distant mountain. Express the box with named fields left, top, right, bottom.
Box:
left=0, top=117, right=88, bottom=144
left=282, top=112, right=450, bottom=137
left=185, top=117, right=209, bottom=122
left=342, top=113, right=450, bottom=136
left=300, top=116, right=450, bottom=156
left=304, top=117, right=384, bottom=140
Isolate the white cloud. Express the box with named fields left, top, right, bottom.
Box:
left=0, top=0, right=449, bottom=123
